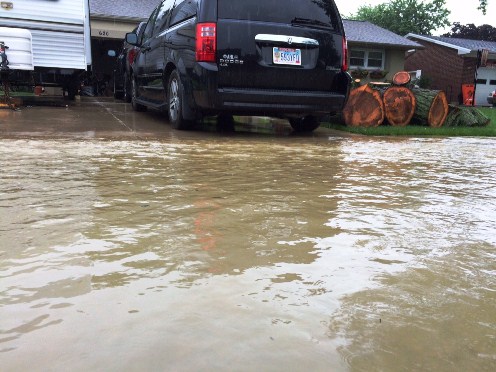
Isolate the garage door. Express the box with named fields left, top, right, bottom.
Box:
left=475, top=67, right=496, bottom=106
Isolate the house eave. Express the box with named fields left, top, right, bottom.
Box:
left=90, top=13, right=146, bottom=23
left=348, top=41, right=424, bottom=50
left=405, top=33, right=472, bottom=55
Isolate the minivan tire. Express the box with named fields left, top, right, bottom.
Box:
left=131, top=75, right=147, bottom=112
left=167, top=70, right=193, bottom=130
left=289, top=116, right=321, bottom=133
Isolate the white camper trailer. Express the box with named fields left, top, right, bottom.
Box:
left=0, top=0, right=91, bottom=98
left=0, top=27, right=33, bottom=70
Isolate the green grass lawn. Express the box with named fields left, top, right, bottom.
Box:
left=323, top=107, right=496, bottom=137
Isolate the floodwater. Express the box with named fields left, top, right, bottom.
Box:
left=1, top=134, right=495, bottom=371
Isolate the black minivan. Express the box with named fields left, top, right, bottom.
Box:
left=126, top=0, right=351, bottom=132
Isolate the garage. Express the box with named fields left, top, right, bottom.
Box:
left=87, top=0, right=157, bottom=96
left=475, top=65, right=496, bottom=106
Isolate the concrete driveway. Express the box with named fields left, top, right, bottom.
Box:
left=0, top=97, right=344, bottom=139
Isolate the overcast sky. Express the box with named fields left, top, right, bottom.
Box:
left=334, top=0, right=495, bottom=35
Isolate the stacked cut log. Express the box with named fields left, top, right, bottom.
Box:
left=383, top=86, right=416, bottom=126
left=342, top=84, right=384, bottom=127
left=411, top=88, right=449, bottom=127
left=342, top=71, right=454, bottom=128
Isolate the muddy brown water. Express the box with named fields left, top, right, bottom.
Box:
left=1, top=134, right=495, bottom=371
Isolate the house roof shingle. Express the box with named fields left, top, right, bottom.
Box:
left=406, top=34, right=496, bottom=53
left=343, top=20, right=422, bottom=49
left=89, top=0, right=159, bottom=21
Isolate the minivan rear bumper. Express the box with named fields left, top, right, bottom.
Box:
left=189, top=64, right=350, bottom=116
left=218, top=87, right=347, bottom=114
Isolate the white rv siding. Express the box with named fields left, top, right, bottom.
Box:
left=30, top=30, right=87, bottom=69
left=0, top=27, right=33, bottom=70
left=0, top=0, right=85, bottom=25
left=0, top=0, right=90, bottom=70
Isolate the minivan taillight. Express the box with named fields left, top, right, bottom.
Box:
left=342, top=37, right=348, bottom=72
left=128, top=48, right=138, bottom=65
left=196, top=23, right=216, bottom=62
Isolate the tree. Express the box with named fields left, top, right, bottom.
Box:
left=478, top=0, right=487, bottom=14
left=443, top=22, right=496, bottom=41
left=350, top=0, right=451, bottom=36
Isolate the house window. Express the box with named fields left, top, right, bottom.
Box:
left=349, top=49, right=385, bottom=69
left=350, top=50, right=365, bottom=67
left=367, top=51, right=383, bottom=68
left=490, top=80, right=496, bottom=85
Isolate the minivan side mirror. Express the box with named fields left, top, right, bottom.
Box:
left=126, top=32, right=139, bottom=46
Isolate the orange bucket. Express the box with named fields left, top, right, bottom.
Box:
left=461, top=84, right=475, bottom=105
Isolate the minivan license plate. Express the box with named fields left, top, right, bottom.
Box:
left=273, top=47, right=301, bottom=66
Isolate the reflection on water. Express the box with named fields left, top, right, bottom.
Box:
left=0, top=137, right=495, bottom=371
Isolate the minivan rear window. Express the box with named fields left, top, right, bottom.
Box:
left=218, top=0, right=339, bottom=30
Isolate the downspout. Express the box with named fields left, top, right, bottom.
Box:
left=473, top=49, right=482, bottom=107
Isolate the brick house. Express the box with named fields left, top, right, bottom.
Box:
left=405, top=34, right=496, bottom=105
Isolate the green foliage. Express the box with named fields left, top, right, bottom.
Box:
left=443, top=22, right=496, bottom=41
left=350, top=0, right=451, bottom=35
left=478, top=0, right=488, bottom=14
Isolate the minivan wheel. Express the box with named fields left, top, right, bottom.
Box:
left=289, top=116, right=321, bottom=132
left=131, top=75, right=147, bottom=112
left=167, top=70, right=192, bottom=130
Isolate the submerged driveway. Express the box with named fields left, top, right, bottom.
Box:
left=1, top=97, right=495, bottom=371
left=0, top=97, right=347, bottom=139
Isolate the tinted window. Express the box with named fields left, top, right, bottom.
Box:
left=170, top=0, right=197, bottom=26
left=155, top=0, right=175, bottom=34
left=134, top=22, right=147, bottom=44
left=218, top=0, right=339, bottom=30
left=142, top=6, right=161, bottom=42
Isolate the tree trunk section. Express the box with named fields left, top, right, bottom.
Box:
left=342, top=84, right=385, bottom=127
left=383, top=86, right=416, bottom=126
left=392, top=71, right=411, bottom=86
left=412, top=88, right=448, bottom=127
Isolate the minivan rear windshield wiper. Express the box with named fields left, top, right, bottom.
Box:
left=290, top=17, right=332, bottom=30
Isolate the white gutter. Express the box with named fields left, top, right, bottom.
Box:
left=405, top=33, right=472, bottom=55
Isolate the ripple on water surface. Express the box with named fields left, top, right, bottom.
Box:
left=0, top=137, right=495, bottom=370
